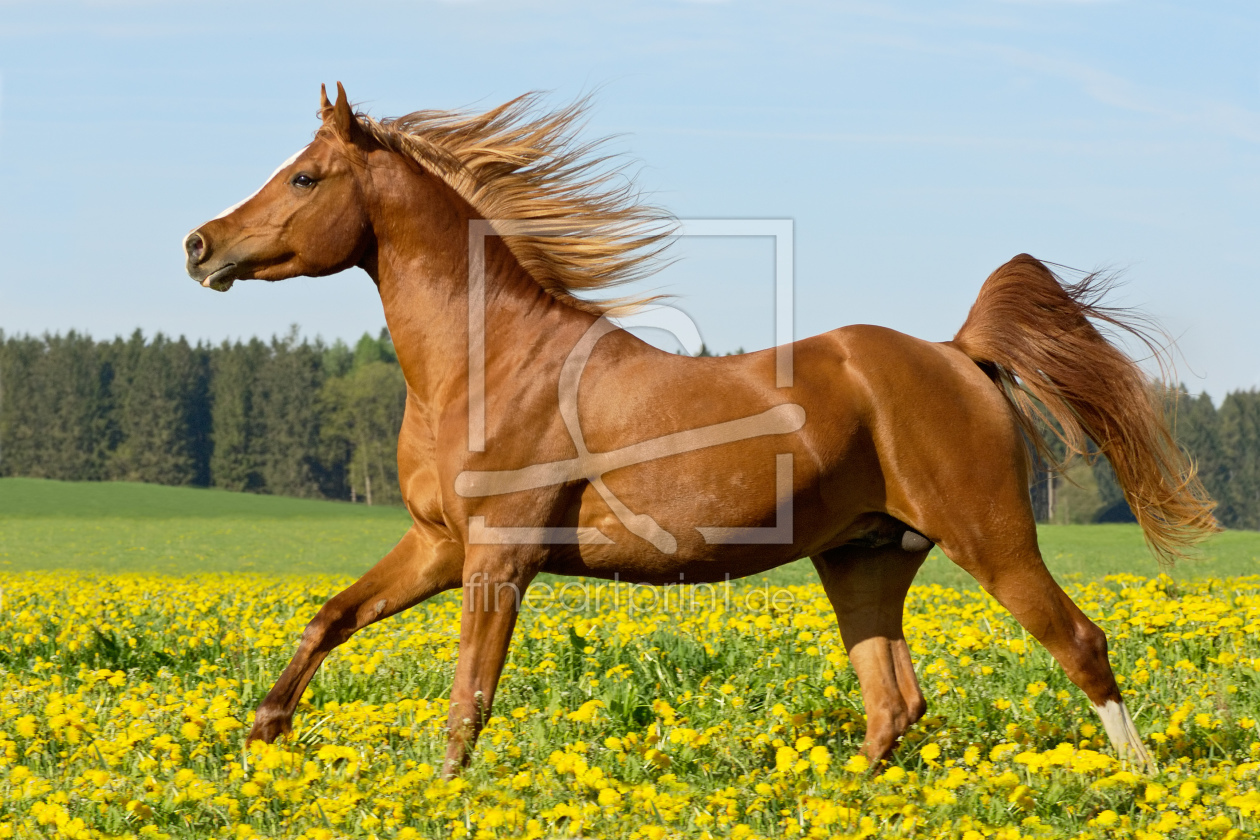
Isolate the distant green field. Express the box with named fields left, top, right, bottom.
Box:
left=0, top=477, right=410, bottom=576
left=1, top=477, right=1256, bottom=584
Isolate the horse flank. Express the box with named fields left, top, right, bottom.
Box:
left=348, top=94, right=675, bottom=315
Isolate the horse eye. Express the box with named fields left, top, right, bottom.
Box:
left=291, top=173, right=316, bottom=189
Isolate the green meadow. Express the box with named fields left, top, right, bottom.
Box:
left=1, top=477, right=1255, bottom=585
left=0, top=477, right=409, bottom=577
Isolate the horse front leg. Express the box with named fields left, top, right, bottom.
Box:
left=442, top=549, right=536, bottom=776
left=247, top=527, right=463, bottom=743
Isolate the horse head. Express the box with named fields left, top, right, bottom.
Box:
left=184, top=83, right=373, bottom=292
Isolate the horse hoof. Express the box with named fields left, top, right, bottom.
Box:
left=247, top=707, right=292, bottom=744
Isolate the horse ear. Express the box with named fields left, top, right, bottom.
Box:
left=322, top=81, right=360, bottom=142
left=319, top=84, right=334, bottom=121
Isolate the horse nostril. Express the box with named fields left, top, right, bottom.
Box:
left=184, top=231, right=208, bottom=264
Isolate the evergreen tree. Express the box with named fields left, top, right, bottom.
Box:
left=0, top=332, right=115, bottom=480
left=323, top=339, right=355, bottom=380
left=1169, top=390, right=1225, bottom=523
left=210, top=339, right=268, bottom=492
left=0, top=334, right=43, bottom=476
left=353, top=328, right=397, bottom=368
left=108, top=331, right=210, bottom=486
left=321, top=358, right=407, bottom=505
left=1218, top=391, right=1260, bottom=530
left=254, top=327, right=327, bottom=498
left=1028, top=410, right=1070, bottom=523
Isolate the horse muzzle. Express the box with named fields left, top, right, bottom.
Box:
left=184, top=229, right=238, bottom=292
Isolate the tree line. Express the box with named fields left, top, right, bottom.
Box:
left=1027, top=387, right=1260, bottom=531
left=0, top=327, right=406, bottom=506
left=1, top=328, right=1257, bottom=529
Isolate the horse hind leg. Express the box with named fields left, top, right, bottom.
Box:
left=936, top=513, right=1155, bottom=771
left=812, top=538, right=929, bottom=762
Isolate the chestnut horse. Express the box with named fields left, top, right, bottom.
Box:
left=185, top=83, right=1216, bottom=775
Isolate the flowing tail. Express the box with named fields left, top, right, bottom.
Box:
left=952, top=254, right=1219, bottom=562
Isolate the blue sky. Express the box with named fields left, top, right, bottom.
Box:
left=1, top=1, right=1256, bottom=399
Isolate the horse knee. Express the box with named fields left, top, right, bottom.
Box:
left=302, top=602, right=356, bottom=650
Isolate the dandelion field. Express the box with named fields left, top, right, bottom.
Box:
left=2, top=479, right=1260, bottom=839
left=4, top=570, right=1260, bottom=840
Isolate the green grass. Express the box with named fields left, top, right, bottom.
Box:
left=0, top=476, right=409, bottom=519
left=0, top=478, right=410, bottom=576
left=1, top=477, right=1257, bottom=584
left=764, top=524, right=1260, bottom=590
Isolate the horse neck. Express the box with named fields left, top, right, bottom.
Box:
left=362, top=154, right=597, bottom=415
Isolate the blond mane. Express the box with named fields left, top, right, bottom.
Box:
left=352, top=94, right=674, bottom=315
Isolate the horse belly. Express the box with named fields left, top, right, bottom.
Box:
left=541, top=443, right=863, bottom=584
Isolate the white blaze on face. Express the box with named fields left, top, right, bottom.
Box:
left=210, top=145, right=309, bottom=220
left=183, top=145, right=310, bottom=290
left=1093, top=699, right=1156, bottom=772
